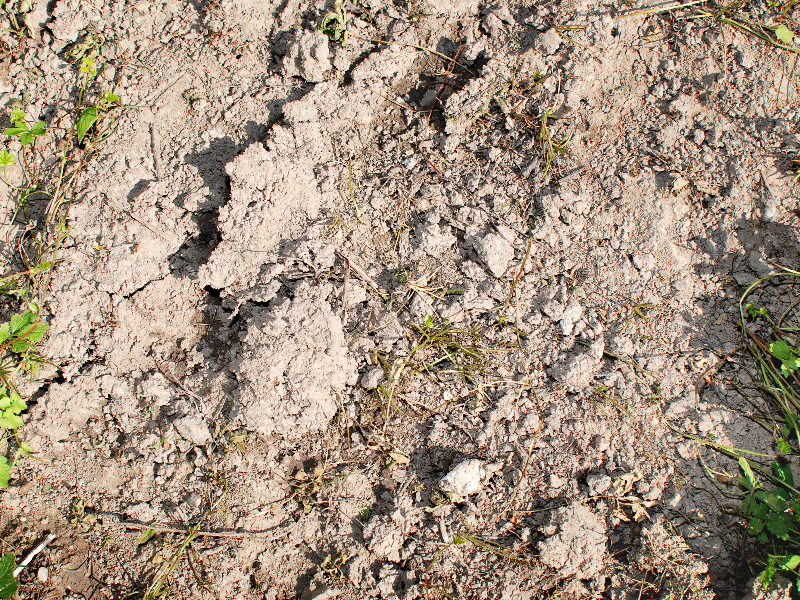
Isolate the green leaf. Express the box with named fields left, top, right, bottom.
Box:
left=18, top=132, right=32, bottom=146
left=0, top=457, right=9, bottom=489
left=10, top=339, right=32, bottom=353
left=29, top=261, right=51, bottom=276
left=103, top=91, right=121, bottom=104
left=79, top=57, right=97, bottom=75
left=0, top=552, right=18, bottom=599
left=781, top=555, right=800, bottom=570
left=748, top=517, right=765, bottom=535
left=740, top=456, right=757, bottom=490
left=3, top=127, right=27, bottom=137
left=0, top=150, right=13, bottom=167
left=17, top=441, right=32, bottom=457
left=766, top=512, right=792, bottom=539
left=771, top=340, right=794, bottom=361
left=452, top=534, right=466, bottom=545
left=29, top=121, right=45, bottom=136
left=755, top=490, right=787, bottom=513
left=776, top=24, right=795, bottom=45
left=750, top=501, right=770, bottom=519
left=76, top=106, right=98, bottom=143
left=778, top=437, right=792, bottom=454
left=24, top=322, right=48, bottom=343
left=138, top=528, right=156, bottom=544
left=9, top=392, right=25, bottom=414
left=761, top=563, right=777, bottom=588
left=0, top=412, right=22, bottom=429
left=10, top=312, right=31, bottom=334
left=0, top=324, right=9, bottom=345
left=773, top=460, right=795, bottom=486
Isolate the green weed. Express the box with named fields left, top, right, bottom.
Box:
left=317, top=0, right=347, bottom=45
left=689, top=269, right=800, bottom=588
left=0, top=41, right=123, bottom=489
left=538, top=107, right=571, bottom=178
left=320, top=550, right=350, bottom=580
left=0, top=553, right=18, bottom=599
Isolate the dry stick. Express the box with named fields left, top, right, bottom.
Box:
left=350, top=34, right=474, bottom=76
left=119, top=522, right=292, bottom=541
left=492, top=284, right=543, bottom=523
left=419, top=148, right=443, bottom=178
left=13, top=533, right=56, bottom=578
left=335, top=251, right=387, bottom=300
left=618, top=0, right=707, bottom=18
left=502, top=237, right=533, bottom=312
left=105, top=195, right=176, bottom=243
left=153, top=355, right=203, bottom=403
left=425, top=42, right=464, bottom=129
left=347, top=159, right=363, bottom=223
left=342, top=258, right=351, bottom=320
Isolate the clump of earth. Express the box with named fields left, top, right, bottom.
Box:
left=0, top=0, right=798, bottom=598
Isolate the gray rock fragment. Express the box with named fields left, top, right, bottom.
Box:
left=538, top=502, right=607, bottom=580
left=559, top=298, right=584, bottom=336
left=173, top=415, right=212, bottom=446
left=473, top=233, right=515, bottom=277
left=551, top=339, right=604, bottom=391
left=586, top=473, right=612, bottom=496
left=538, top=28, right=563, bottom=54
left=360, top=367, right=384, bottom=391
left=283, top=31, right=331, bottom=82
left=232, top=282, right=357, bottom=438
left=439, top=459, right=485, bottom=497
left=429, top=0, right=481, bottom=14
left=416, top=221, right=456, bottom=257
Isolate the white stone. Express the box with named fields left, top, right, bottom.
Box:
left=173, top=415, right=212, bottom=446
left=439, top=459, right=485, bottom=497
left=360, top=367, right=384, bottom=391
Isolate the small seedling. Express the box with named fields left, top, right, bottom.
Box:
left=3, top=110, right=45, bottom=146
left=287, top=464, right=326, bottom=514
left=320, top=550, right=350, bottom=580
left=317, top=0, right=347, bottom=45
left=622, top=302, right=657, bottom=331
left=538, top=107, right=571, bottom=177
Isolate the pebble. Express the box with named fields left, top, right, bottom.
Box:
left=360, top=367, right=384, bottom=390
left=439, top=459, right=485, bottom=497
left=37, top=567, right=48, bottom=583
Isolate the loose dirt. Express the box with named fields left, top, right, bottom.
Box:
left=1, top=0, right=799, bottom=598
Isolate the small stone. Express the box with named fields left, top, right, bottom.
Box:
left=282, top=31, right=331, bottom=82
left=542, top=299, right=565, bottom=321
left=697, top=414, right=714, bottom=434
left=586, top=473, right=612, bottom=496
left=439, top=459, right=485, bottom=497
left=402, top=156, right=417, bottom=170
left=538, top=28, right=563, bottom=54
left=173, top=415, right=212, bottom=446
left=538, top=503, right=607, bottom=580
left=473, top=233, right=515, bottom=277
left=559, top=299, right=584, bottom=336
left=37, top=567, right=48, bottom=583
left=360, top=367, right=384, bottom=390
